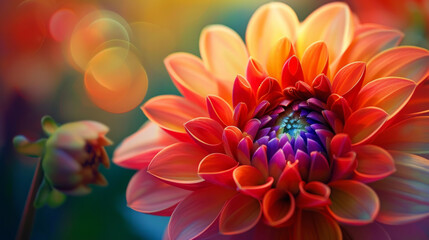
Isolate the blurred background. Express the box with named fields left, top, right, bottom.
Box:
left=1, top=0, right=427, bottom=239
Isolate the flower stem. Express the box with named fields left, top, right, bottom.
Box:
left=16, top=158, right=43, bottom=240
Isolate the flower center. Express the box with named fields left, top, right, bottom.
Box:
left=275, top=108, right=309, bottom=139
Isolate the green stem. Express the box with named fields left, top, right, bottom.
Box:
left=16, top=158, right=43, bottom=240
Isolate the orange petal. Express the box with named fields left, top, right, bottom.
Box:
left=142, top=95, right=207, bottom=141
left=327, top=180, right=379, bottom=225
left=297, top=2, right=354, bottom=63
left=126, top=169, right=191, bottom=216
left=343, top=107, right=388, bottom=144
left=168, top=186, right=236, bottom=240
left=113, top=121, right=177, bottom=169
left=246, top=2, right=298, bottom=67
left=334, top=26, right=403, bottom=72
left=354, top=77, right=416, bottom=117
left=147, top=142, right=208, bottom=189
left=266, top=37, right=295, bottom=80
left=164, top=53, right=218, bottom=107
left=400, top=78, right=429, bottom=114
left=222, top=126, right=243, bottom=158
left=262, top=189, right=295, bottom=227
left=365, top=46, right=429, bottom=85
left=200, top=25, right=248, bottom=86
left=296, top=181, right=331, bottom=208
left=332, top=62, right=366, bottom=103
left=292, top=210, right=342, bottom=240
left=233, top=165, right=273, bottom=199
left=352, top=145, right=395, bottom=183
left=374, top=116, right=429, bottom=154
left=206, top=95, right=234, bottom=127
left=198, top=153, right=239, bottom=188
left=370, top=151, right=429, bottom=225
left=185, top=117, right=224, bottom=152
left=219, top=193, right=262, bottom=235
left=301, top=41, right=329, bottom=84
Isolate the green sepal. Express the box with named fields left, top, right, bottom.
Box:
left=41, top=115, right=59, bottom=136
left=47, top=189, right=66, bottom=208
left=34, top=179, right=51, bottom=208
left=13, top=136, right=46, bottom=157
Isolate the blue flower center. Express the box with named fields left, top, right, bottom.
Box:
left=275, top=108, right=309, bottom=139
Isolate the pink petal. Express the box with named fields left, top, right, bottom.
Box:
left=342, top=223, right=390, bottom=240
left=352, top=144, right=395, bottom=183
left=292, top=210, right=342, bottom=240
left=198, top=153, right=238, bottom=188
left=142, top=95, right=207, bottom=141
left=262, top=189, right=295, bottom=227
left=126, top=169, right=191, bottom=216
left=168, top=186, right=236, bottom=240
left=147, top=142, right=208, bottom=189
left=343, top=107, right=388, bottom=144
left=327, top=180, right=379, bottom=225
left=185, top=117, right=224, bottom=152
left=370, top=151, right=429, bottom=225
left=113, top=121, right=177, bottom=169
left=251, top=145, right=269, bottom=179
left=219, top=193, right=262, bottom=235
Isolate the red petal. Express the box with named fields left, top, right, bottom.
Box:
left=206, top=95, right=234, bottom=127
left=292, top=210, right=341, bottom=240
left=185, top=117, right=224, bottom=152
left=126, top=169, right=191, bottom=216
left=308, top=152, right=330, bottom=182
left=246, top=58, right=268, bottom=93
left=222, top=126, right=243, bottom=158
left=343, top=107, right=388, bottom=144
left=219, top=193, right=262, bottom=235
left=330, top=133, right=352, bottom=157
left=232, top=75, right=255, bottom=109
left=198, top=153, right=239, bottom=188
left=263, top=189, right=295, bottom=226
left=281, top=55, right=304, bottom=88
left=327, top=180, right=379, bottom=225
left=233, top=165, right=273, bottom=199
left=352, top=145, right=395, bottom=183
left=331, top=152, right=357, bottom=181
left=296, top=181, right=331, bottom=208
left=332, top=62, right=366, bottom=103
left=342, top=223, right=390, bottom=240
left=277, top=161, right=302, bottom=194
left=312, top=74, right=332, bottom=102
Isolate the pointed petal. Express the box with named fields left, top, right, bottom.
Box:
left=352, top=145, right=395, bottom=183
left=233, top=165, right=273, bottom=199
left=232, top=75, right=254, bottom=109
left=332, top=62, right=366, bottom=103
left=301, top=42, right=329, bottom=84
left=400, top=78, right=429, bottom=114
left=374, top=117, right=429, bottom=154
left=142, top=95, right=207, bottom=141
left=246, top=58, right=268, bottom=94
left=251, top=145, right=269, bottom=179
left=354, top=77, right=416, bottom=117
left=126, top=169, right=191, bottom=216
left=147, top=142, right=208, bottom=188
left=297, top=2, right=354, bottom=63
left=198, top=153, right=238, bottom=188
left=206, top=95, right=234, bottom=127
left=281, top=55, right=304, bottom=88
left=292, top=210, right=342, bottom=240
left=222, top=126, right=243, bottom=158
left=165, top=53, right=218, bottom=107
left=267, top=37, right=295, bottom=80
left=370, top=151, right=429, bottom=224
left=343, top=107, right=388, bottom=144
left=327, top=180, right=379, bottom=225
left=185, top=117, right=224, bottom=152
left=246, top=2, right=299, bottom=66
left=168, top=187, right=235, bottom=240
left=263, top=189, right=295, bottom=227
left=308, top=152, right=330, bottom=182
left=200, top=25, right=248, bottom=86
left=113, top=122, right=177, bottom=169
left=219, top=193, right=262, bottom=235
left=277, top=161, right=302, bottom=194
left=365, top=47, right=429, bottom=85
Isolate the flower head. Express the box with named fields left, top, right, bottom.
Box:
left=115, top=2, right=429, bottom=239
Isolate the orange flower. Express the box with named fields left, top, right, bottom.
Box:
left=114, top=2, right=429, bottom=239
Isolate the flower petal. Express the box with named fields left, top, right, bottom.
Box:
left=374, top=117, right=429, bottom=154
left=206, top=95, right=234, bottom=127
left=297, top=181, right=331, bottom=208
left=126, top=169, right=191, bottom=216
left=327, top=180, right=380, bottom=225
left=267, top=37, right=295, bottom=80
left=370, top=151, right=429, bottom=224
left=142, top=95, right=207, bottom=141
left=292, top=210, right=342, bottom=240
left=185, top=117, right=224, bottom=152
left=297, top=2, right=354, bottom=63
left=263, top=189, right=295, bottom=227
left=342, top=223, right=390, bottom=240
left=343, top=107, right=388, bottom=144
left=200, top=25, right=248, bottom=86
left=332, top=62, right=366, bottom=103
left=168, top=186, right=235, bottom=240
left=354, top=77, right=416, bottom=117
left=219, top=193, right=262, bottom=235
left=364, top=47, right=429, bottom=85
left=246, top=2, right=298, bottom=67
left=400, top=78, right=429, bottom=114
left=164, top=53, right=218, bottom=107
left=301, top=41, right=329, bottom=84
left=233, top=165, right=274, bottom=199
left=113, top=122, right=177, bottom=169
left=352, top=145, right=395, bottom=183
left=198, top=153, right=238, bottom=188
left=147, top=142, right=208, bottom=188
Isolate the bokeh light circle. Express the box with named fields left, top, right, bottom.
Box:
left=49, top=8, right=78, bottom=42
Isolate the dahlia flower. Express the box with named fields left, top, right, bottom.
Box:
left=114, top=2, right=429, bottom=239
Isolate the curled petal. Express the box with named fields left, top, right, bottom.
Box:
left=267, top=37, right=295, bottom=80
left=312, top=74, right=332, bottom=102
left=200, top=25, right=248, bottom=86
left=198, top=153, right=238, bottom=188
left=297, top=181, right=331, bottom=208
left=246, top=2, right=299, bottom=66
left=222, top=126, right=243, bottom=158
left=185, top=117, right=224, bottom=152
left=147, top=142, right=208, bottom=189
left=142, top=95, right=207, bottom=141
left=246, top=58, right=268, bottom=94
left=327, top=180, right=380, bottom=225
left=263, top=189, right=295, bottom=227
left=206, top=95, right=234, bottom=127
left=343, top=107, right=388, bottom=144
left=168, top=187, right=235, bottom=240
left=301, top=42, right=329, bottom=84
left=352, top=145, right=395, bottom=183
left=113, top=122, right=177, bottom=169
left=164, top=53, right=218, bottom=107
left=220, top=193, right=262, bottom=235
left=126, top=169, right=191, bottom=216
left=370, top=151, right=429, bottom=225
left=293, top=210, right=342, bottom=240
left=233, top=165, right=273, bottom=199
left=331, top=152, right=357, bottom=181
